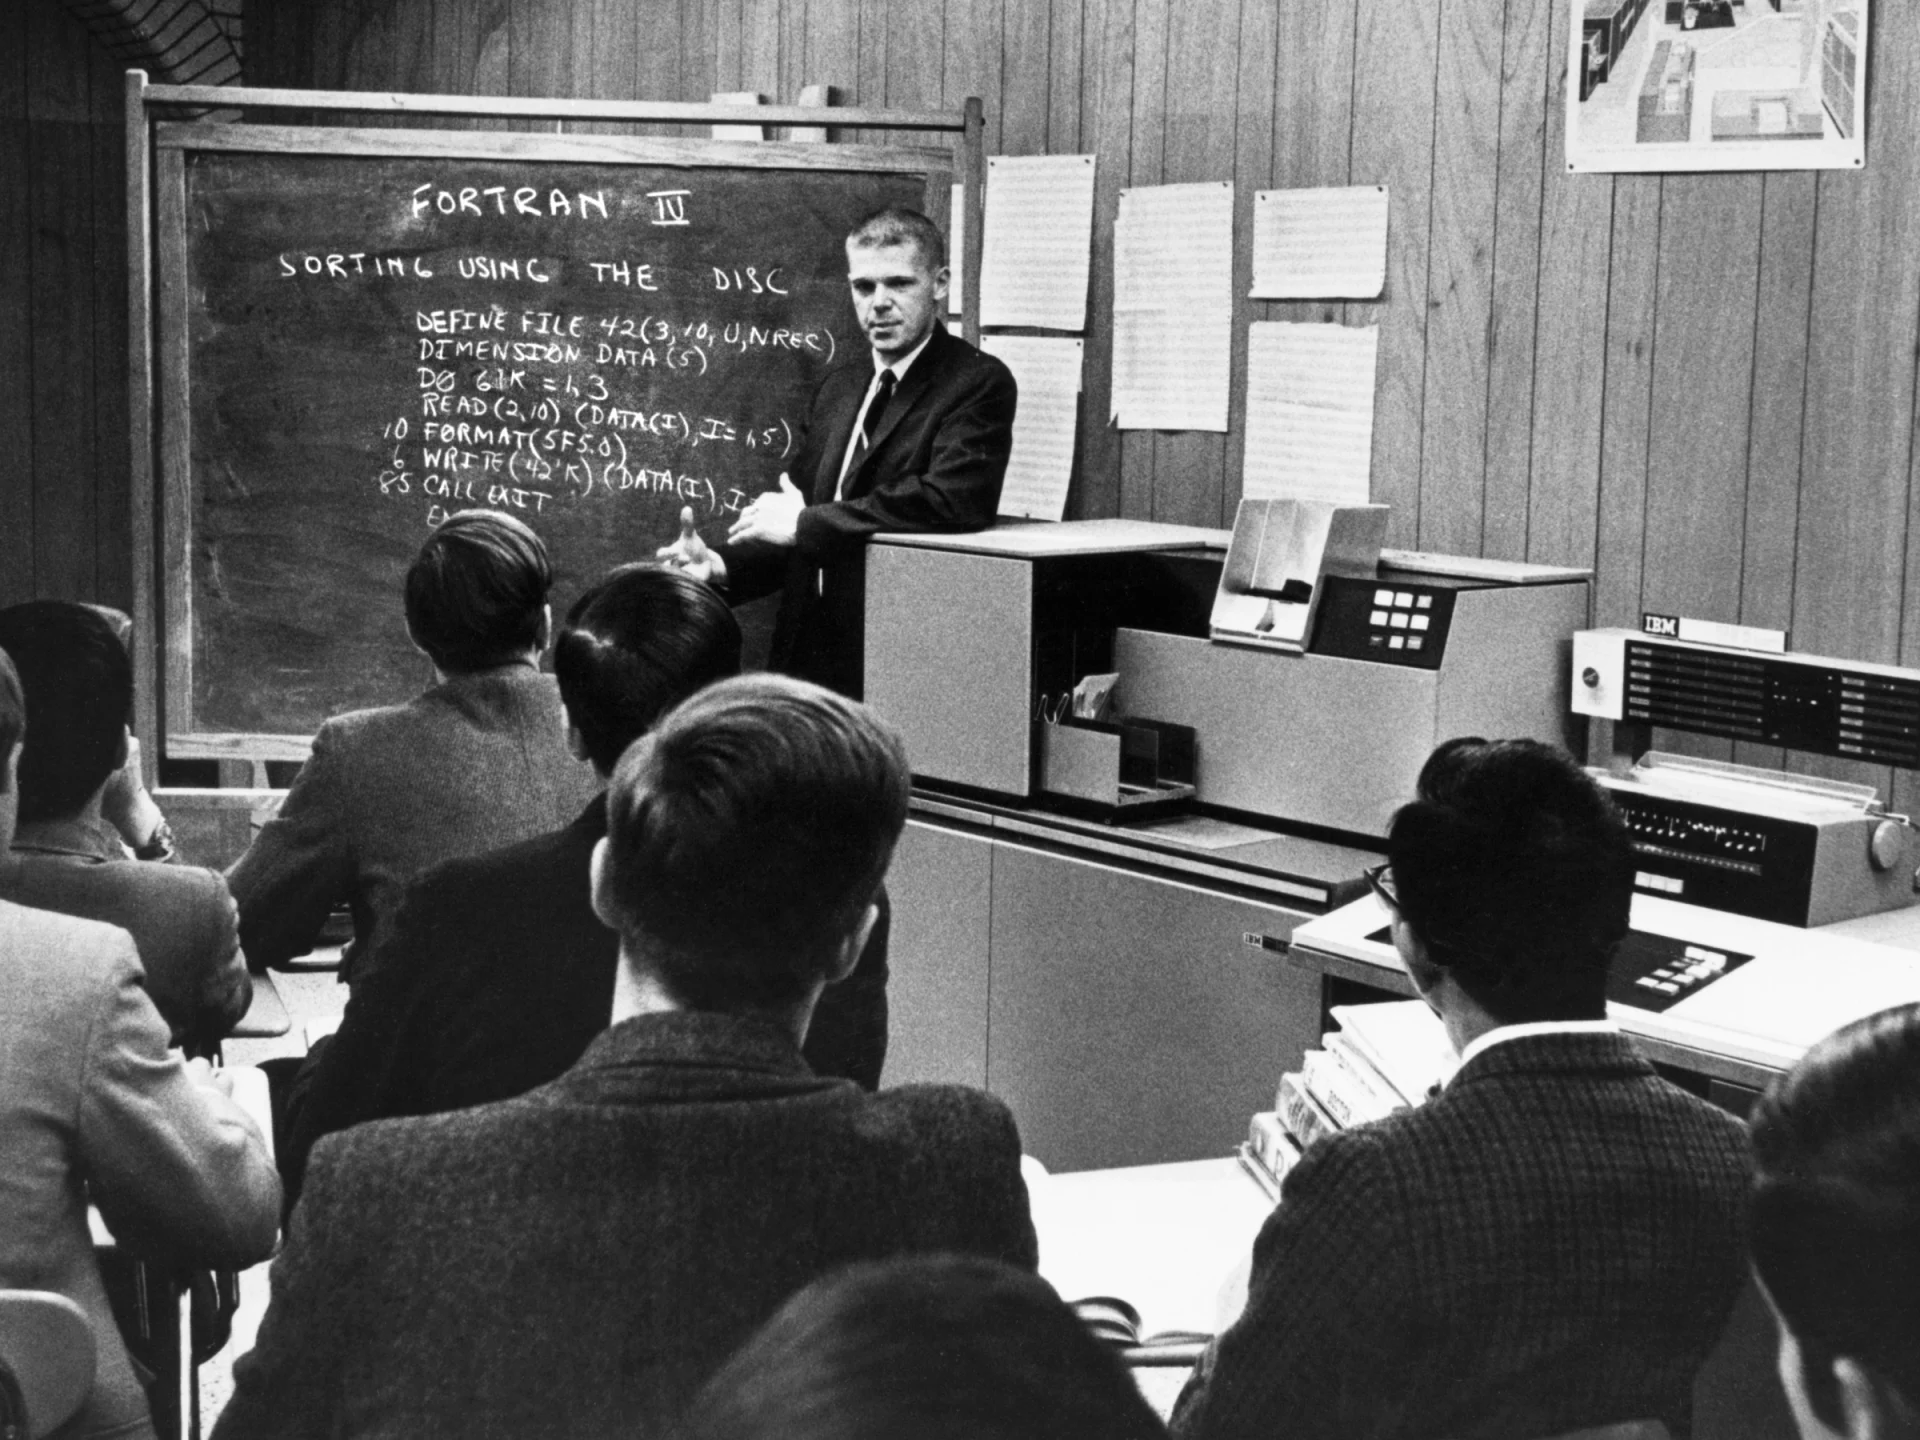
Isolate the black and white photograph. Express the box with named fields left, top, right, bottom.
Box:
left=4, top=3, right=1920, bottom=1439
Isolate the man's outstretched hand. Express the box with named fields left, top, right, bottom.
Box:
left=726, top=474, right=805, bottom=548
left=657, top=506, right=726, bottom=585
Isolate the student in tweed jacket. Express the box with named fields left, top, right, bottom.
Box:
left=227, top=510, right=597, bottom=980
left=212, top=677, right=1037, bottom=1440
left=1173, top=738, right=1751, bottom=1440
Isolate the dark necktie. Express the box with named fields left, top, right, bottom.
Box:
left=840, top=368, right=896, bottom=500
left=871, top=368, right=898, bottom=443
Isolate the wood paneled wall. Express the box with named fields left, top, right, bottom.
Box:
left=8, top=0, right=1920, bottom=806
left=1, top=0, right=133, bottom=612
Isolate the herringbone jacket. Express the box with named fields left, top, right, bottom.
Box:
left=1172, top=1031, right=1751, bottom=1440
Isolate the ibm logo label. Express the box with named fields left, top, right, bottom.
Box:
left=1641, top=613, right=1680, bottom=638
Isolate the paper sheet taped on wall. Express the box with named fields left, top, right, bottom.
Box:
left=980, top=155, right=1097, bottom=330
left=1111, top=182, right=1232, bottom=432
left=1242, top=322, right=1378, bottom=504
left=981, top=335, right=1082, bottom=522
left=1250, top=186, right=1389, bottom=300
left=948, top=182, right=965, bottom=317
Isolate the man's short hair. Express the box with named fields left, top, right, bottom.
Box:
left=600, top=675, right=909, bottom=1011
left=1386, top=737, right=1632, bottom=1024
left=1750, top=1002, right=1920, bottom=1421
left=0, top=601, right=132, bottom=824
left=0, top=648, right=22, bottom=795
left=404, top=509, right=553, bottom=674
left=846, top=207, right=947, bottom=272
left=678, top=1257, right=1165, bottom=1440
left=552, top=564, right=741, bottom=773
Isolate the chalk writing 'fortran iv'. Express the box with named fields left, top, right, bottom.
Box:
left=411, top=183, right=612, bottom=219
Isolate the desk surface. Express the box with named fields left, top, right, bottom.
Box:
left=228, top=968, right=290, bottom=1040
left=1035, top=1157, right=1271, bottom=1338
left=1295, top=892, right=1920, bottom=1085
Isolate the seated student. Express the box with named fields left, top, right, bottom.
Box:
left=1750, top=1002, right=1920, bottom=1440
left=0, top=646, right=281, bottom=1440
left=0, top=600, right=251, bottom=1048
left=279, top=564, right=895, bottom=1204
left=1172, top=738, right=1752, bottom=1440
left=227, top=509, right=598, bottom=979
left=676, top=1256, right=1167, bottom=1440
left=212, top=675, right=1037, bottom=1440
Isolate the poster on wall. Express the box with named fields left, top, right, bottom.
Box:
left=1565, top=0, right=1866, bottom=172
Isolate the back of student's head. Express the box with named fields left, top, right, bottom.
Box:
left=1386, top=736, right=1632, bottom=1024
left=676, top=1257, right=1167, bottom=1440
left=552, top=564, right=741, bottom=774
left=599, top=675, right=909, bottom=1011
left=0, top=601, right=132, bottom=825
left=1750, top=1003, right=1920, bottom=1431
left=404, top=509, right=552, bottom=673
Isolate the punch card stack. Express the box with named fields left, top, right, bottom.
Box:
left=1239, top=1000, right=1456, bottom=1202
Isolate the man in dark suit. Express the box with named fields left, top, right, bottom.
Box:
left=278, top=565, right=897, bottom=1208
left=1172, top=739, right=1752, bottom=1440
left=212, top=674, right=1037, bottom=1440
left=660, top=206, right=1016, bottom=699
left=228, top=509, right=597, bottom=980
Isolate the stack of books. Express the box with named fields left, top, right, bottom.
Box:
left=1237, top=999, right=1456, bottom=1201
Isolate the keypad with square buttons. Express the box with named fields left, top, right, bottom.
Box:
left=1607, top=932, right=1753, bottom=1013
left=1365, top=588, right=1434, bottom=652
left=1312, top=575, right=1454, bottom=666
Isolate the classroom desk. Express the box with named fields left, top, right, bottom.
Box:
left=1034, top=1157, right=1269, bottom=1419
left=1295, top=892, right=1920, bottom=1095
left=228, top=969, right=291, bottom=1040
left=1033, top=1158, right=1269, bottom=1338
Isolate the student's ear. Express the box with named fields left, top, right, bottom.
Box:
left=565, top=721, right=591, bottom=766
left=1778, top=1322, right=1855, bottom=1440
left=113, top=724, right=131, bottom=772
left=1834, top=1355, right=1916, bottom=1440
left=932, top=264, right=951, bottom=305
left=1389, top=911, right=1436, bottom=987
left=827, top=902, right=880, bottom=986
left=536, top=603, right=553, bottom=653
left=588, top=837, right=621, bottom=930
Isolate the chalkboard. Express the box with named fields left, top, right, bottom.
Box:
left=146, top=120, right=957, bottom=750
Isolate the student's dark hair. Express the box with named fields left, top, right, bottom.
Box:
left=846, top=206, right=946, bottom=271
left=552, top=563, right=741, bottom=773
left=1385, top=736, right=1632, bottom=1024
left=0, top=648, right=22, bottom=795
left=0, top=601, right=133, bottom=823
left=676, top=1257, right=1167, bottom=1440
left=1750, top=1002, right=1920, bottom=1422
left=403, top=509, right=552, bottom=673
left=601, top=675, right=909, bottom=1011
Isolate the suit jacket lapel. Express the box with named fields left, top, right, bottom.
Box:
left=809, top=369, right=866, bottom=504
left=844, top=327, right=950, bottom=498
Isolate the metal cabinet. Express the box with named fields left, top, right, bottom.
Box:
left=884, top=818, right=994, bottom=1088
left=983, top=841, right=1320, bottom=1172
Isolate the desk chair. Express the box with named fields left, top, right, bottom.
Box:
left=0, top=1291, right=94, bottom=1440
left=88, top=1066, right=273, bottom=1440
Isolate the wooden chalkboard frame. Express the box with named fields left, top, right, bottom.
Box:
left=125, top=73, right=985, bottom=774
